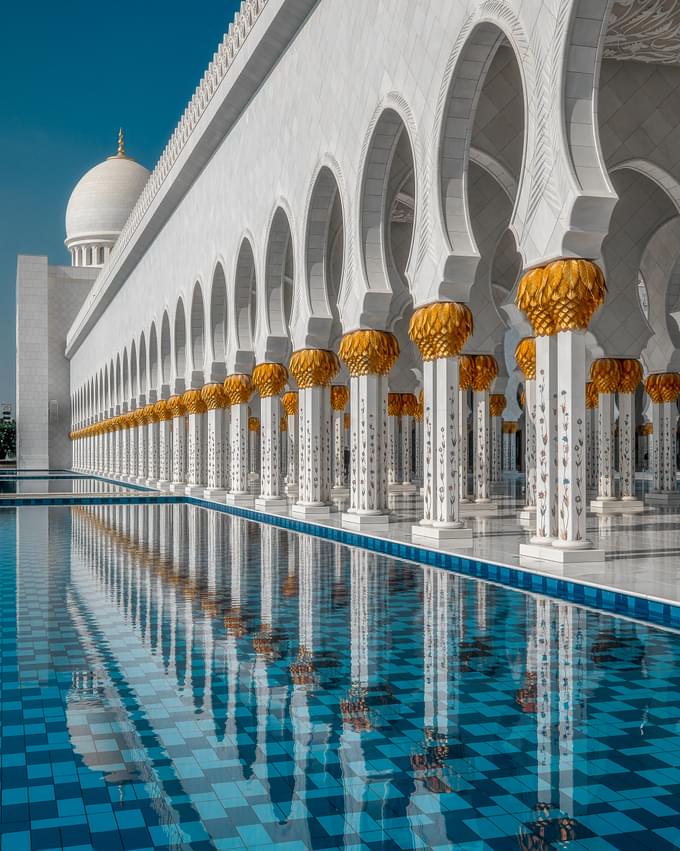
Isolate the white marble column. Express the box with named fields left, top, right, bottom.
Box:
left=282, top=391, right=298, bottom=496
left=592, top=369, right=617, bottom=508
left=157, top=402, right=172, bottom=490
left=167, top=396, right=187, bottom=493
left=331, top=385, right=349, bottom=492
left=531, top=335, right=558, bottom=542
left=401, top=413, right=413, bottom=487
left=147, top=411, right=160, bottom=486
left=248, top=419, right=260, bottom=479
left=129, top=420, right=139, bottom=484
left=585, top=384, right=598, bottom=491
left=182, top=390, right=207, bottom=496
left=121, top=422, right=130, bottom=479
left=473, top=388, right=491, bottom=503
left=387, top=394, right=400, bottom=489
left=408, top=304, right=474, bottom=544
left=201, top=384, right=228, bottom=501
left=414, top=411, right=423, bottom=486
left=224, top=374, right=254, bottom=506
left=253, top=362, right=289, bottom=511
left=338, top=333, right=396, bottom=529
left=489, top=394, right=506, bottom=483
left=616, top=363, right=643, bottom=510
left=458, top=384, right=470, bottom=502
left=136, top=410, right=148, bottom=482
left=289, top=349, right=338, bottom=518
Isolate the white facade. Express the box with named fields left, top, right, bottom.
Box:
left=15, top=0, right=680, bottom=538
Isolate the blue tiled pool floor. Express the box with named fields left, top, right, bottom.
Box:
left=2, top=503, right=680, bottom=849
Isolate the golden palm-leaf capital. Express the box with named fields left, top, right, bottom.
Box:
left=471, top=355, right=499, bottom=392
left=143, top=404, right=158, bottom=423
left=200, top=383, right=227, bottom=410
left=281, top=390, right=298, bottom=416
left=516, top=266, right=555, bottom=336
left=519, top=390, right=526, bottom=409
left=408, top=302, right=473, bottom=360
left=502, top=421, right=518, bottom=433
left=252, top=362, right=288, bottom=398
left=459, top=354, right=475, bottom=390
left=544, top=258, right=606, bottom=332
left=330, top=384, right=350, bottom=411
left=248, top=416, right=260, bottom=432
left=585, top=382, right=599, bottom=409
left=223, top=374, right=254, bottom=406
left=343, top=412, right=351, bottom=429
left=400, top=393, right=419, bottom=417
left=289, top=348, right=340, bottom=388
left=489, top=393, right=507, bottom=417
left=590, top=358, right=621, bottom=394
left=153, top=399, right=172, bottom=421
left=280, top=416, right=288, bottom=432
left=617, top=358, right=642, bottom=394
left=181, top=389, right=207, bottom=415
left=166, top=395, right=186, bottom=418
left=387, top=393, right=402, bottom=416
left=514, top=337, right=536, bottom=379
left=645, top=372, right=680, bottom=403
left=338, top=330, right=399, bottom=376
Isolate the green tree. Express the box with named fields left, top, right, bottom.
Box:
left=0, top=420, right=16, bottom=460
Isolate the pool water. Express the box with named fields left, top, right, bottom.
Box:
left=0, top=476, right=142, bottom=495
left=1, top=503, right=679, bottom=850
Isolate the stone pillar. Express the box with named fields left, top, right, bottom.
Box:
left=489, top=394, right=506, bottom=483
left=331, top=385, right=349, bottom=492
left=503, top=422, right=518, bottom=471
left=338, top=331, right=397, bottom=529
left=280, top=416, right=288, bottom=481
left=585, top=382, right=598, bottom=490
left=121, top=416, right=130, bottom=479
left=167, top=395, right=187, bottom=493
left=645, top=372, right=680, bottom=506
left=617, top=360, right=643, bottom=511
left=590, top=359, right=619, bottom=511
left=472, top=356, right=499, bottom=507
left=253, top=362, right=289, bottom=511
left=146, top=405, right=160, bottom=486
left=459, top=357, right=474, bottom=502
left=248, top=417, right=260, bottom=479
left=200, top=383, right=228, bottom=501
left=400, top=393, right=418, bottom=489
left=408, top=302, right=473, bottom=544
left=128, top=412, right=139, bottom=483
left=136, top=408, right=149, bottom=482
left=182, top=389, right=207, bottom=496
left=516, top=336, right=537, bottom=524
left=282, top=391, right=298, bottom=495
left=414, top=400, right=423, bottom=486
left=517, top=259, right=605, bottom=563
left=289, top=348, right=339, bottom=518
left=387, top=393, right=401, bottom=489
left=154, top=400, right=172, bottom=490
left=224, top=374, right=255, bottom=505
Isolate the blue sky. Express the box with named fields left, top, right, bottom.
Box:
left=0, top=1, right=241, bottom=407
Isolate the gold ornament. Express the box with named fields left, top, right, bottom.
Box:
left=514, top=337, right=536, bottom=379
left=143, top=404, right=158, bottom=423
left=585, top=382, right=599, bottom=409
left=281, top=391, right=298, bottom=416
left=338, top=330, right=399, bottom=376
left=400, top=393, right=419, bottom=417
left=154, top=400, right=172, bottom=421
left=280, top=417, right=287, bottom=433
left=617, top=359, right=642, bottom=394
left=343, top=412, right=351, bottom=429
left=388, top=393, right=402, bottom=416
left=590, top=359, right=621, bottom=394
left=519, top=389, right=526, bottom=409
left=408, top=302, right=473, bottom=360
left=645, top=372, right=680, bottom=403
left=201, top=383, right=227, bottom=410
left=248, top=416, right=260, bottom=433
left=330, top=385, right=350, bottom=411
left=223, top=374, right=254, bottom=406
left=181, top=389, right=207, bottom=415
left=166, top=395, right=186, bottom=418
left=516, top=260, right=606, bottom=335
left=489, top=394, right=506, bottom=417
left=252, top=362, right=288, bottom=398
left=289, top=348, right=340, bottom=388
left=502, top=421, right=518, bottom=434
left=415, top=402, right=424, bottom=422
left=132, top=408, right=146, bottom=426
left=471, top=355, right=498, bottom=392
left=459, top=354, right=475, bottom=390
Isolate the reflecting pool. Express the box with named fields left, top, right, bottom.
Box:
left=0, top=476, right=143, bottom=494
left=2, top=503, right=680, bottom=850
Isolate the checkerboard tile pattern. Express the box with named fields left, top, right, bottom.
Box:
left=2, top=503, right=680, bottom=849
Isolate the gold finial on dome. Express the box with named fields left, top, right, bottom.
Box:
left=117, top=127, right=126, bottom=158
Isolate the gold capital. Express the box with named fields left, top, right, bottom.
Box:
left=338, top=330, right=399, bottom=376
left=489, top=394, right=506, bottom=417
left=289, top=348, right=340, bottom=388
left=281, top=391, right=298, bottom=416
left=585, top=381, right=598, bottom=409
left=167, top=395, right=186, bottom=418
left=200, top=383, right=227, bottom=410
left=617, top=359, right=642, bottom=394
left=330, top=385, right=349, bottom=411
left=408, top=302, right=473, bottom=360
left=181, top=389, right=207, bottom=415
left=471, top=355, right=499, bottom=392
left=590, top=359, right=621, bottom=394
left=514, top=337, right=536, bottom=380
left=645, top=372, right=680, bottom=404
left=248, top=416, right=260, bottom=432
left=223, top=374, right=254, bottom=406
left=153, top=400, right=172, bottom=421
left=252, top=362, right=288, bottom=398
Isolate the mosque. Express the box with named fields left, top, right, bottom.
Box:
left=15, top=0, right=680, bottom=567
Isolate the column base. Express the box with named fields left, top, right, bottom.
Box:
left=412, top=523, right=473, bottom=547
left=255, top=496, right=288, bottom=512
left=156, top=480, right=172, bottom=492
left=285, top=483, right=298, bottom=496
left=292, top=503, right=332, bottom=518
left=203, top=488, right=227, bottom=502
left=185, top=484, right=207, bottom=497
left=145, top=478, right=160, bottom=489
left=169, top=481, right=187, bottom=494
left=342, top=511, right=390, bottom=530
left=332, top=485, right=349, bottom=495
left=227, top=492, right=254, bottom=506
left=461, top=501, right=499, bottom=514
left=518, top=506, right=536, bottom=524
left=519, top=541, right=605, bottom=564
left=591, top=497, right=644, bottom=514
left=645, top=490, right=680, bottom=507
left=590, top=497, right=618, bottom=513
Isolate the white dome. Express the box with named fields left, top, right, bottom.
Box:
left=65, top=153, right=149, bottom=246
